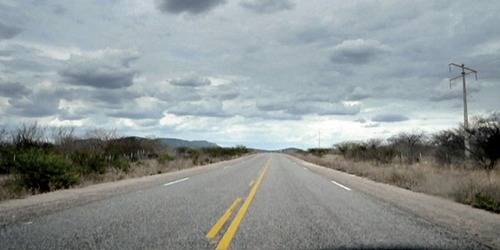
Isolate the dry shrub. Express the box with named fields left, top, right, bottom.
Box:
left=0, top=175, right=31, bottom=201
left=74, top=158, right=195, bottom=187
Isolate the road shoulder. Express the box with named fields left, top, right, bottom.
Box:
left=0, top=155, right=252, bottom=227
left=286, top=154, right=500, bottom=249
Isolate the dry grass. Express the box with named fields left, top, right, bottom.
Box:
left=293, top=153, right=500, bottom=213
left=0, top=175, right=31, bottom=201
left=75, top=158, right=196, bottom=187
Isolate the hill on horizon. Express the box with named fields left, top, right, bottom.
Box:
left=157, top=138, right=219, bottom=149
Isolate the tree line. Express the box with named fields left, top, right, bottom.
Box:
left=309, top=112, right=500, bottom=175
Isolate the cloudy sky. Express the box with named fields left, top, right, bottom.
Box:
left=0, top=0, right=499, bottom=150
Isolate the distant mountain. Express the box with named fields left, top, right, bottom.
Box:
left=281, top=148, right=305, bottom=154
left=157, top=138, right=219, bottom=149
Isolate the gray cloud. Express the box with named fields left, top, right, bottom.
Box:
left=55, top=88, right=146, bottom=120
left=154, top=87, right=203, bottom=102
left=317, top=103, right=361, bottom=116
left=256, top=98, right=288, bottom=112
left=60, top=49, right=139, bottom=89
left=104, top=97, right=167, bottom=120
left=429, top=80, right=481, bottom=102
left=346, top=86, right=371, bottom=101
left=0, top=44, right=61, bottom=75
left=170, top=72, right=211, bottom=87
left=58, top=109, right=89, bottom=121
left=89, top=89, right=141, bottom=108
left=354, top=118, right=366, bottom=124
left=286, top=25, right=336, bottom=45
left=257, top=98, right=360, bottom=117
left=241, top=0, right=294, bottom=14
left=372, top=114, right=409, bottom=123
left=1, top=58, right=47, bottom=73
left=169, top=99, right=229, bottom=117
left=0, top=81, right=31, bottom=98
left=208, top=84, right=240, bottom=101
left=330, top=39, right=391, bottom=65
left=107, top=109, right=164, bottom=120
left=8, top=90, right=60, bottom=117
left=0, top=21, right=22, bottom=40
left=156, top=0, right=226, bottom=15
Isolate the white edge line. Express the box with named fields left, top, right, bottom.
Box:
left=303, top=167, right=309, bottom=171
left=224, top=165, right=231, bottom=169
left=164, top=177, right=190, bottom=186
left=331, top=180, right=351, bottom=191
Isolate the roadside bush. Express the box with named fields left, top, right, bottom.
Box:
left=12, top=149, right=79, bottom=192
left=473, top=192, right=500, bottom=213
left=70, top=150, right=107, bottom=175
left=467, top=113, right=500, bottom=176
left=110, top=156, right=131, bottom=172
left=308, top=148, right=330, bottom=157
left=157, top=153, right=175, bottom=164
left=0, top=146, right=15, bottom=174
left=388, top=132, right=428, bottom=164
left=202, top=146, right=250, bottom=159
left=432, top=129, right=464, bottom=166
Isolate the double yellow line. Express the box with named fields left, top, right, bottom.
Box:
left=206, top=161, right=270, bottom=250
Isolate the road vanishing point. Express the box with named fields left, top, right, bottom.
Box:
left=1, top=153, right=499, bottom=249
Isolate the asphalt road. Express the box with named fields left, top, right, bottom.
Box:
left=0, top=153, right=493, bottom=249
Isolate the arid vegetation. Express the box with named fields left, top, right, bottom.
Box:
left=0, top=123, right=250, bottom=201
left=293, top=112, right=500, bottom=213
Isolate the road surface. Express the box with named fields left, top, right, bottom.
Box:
left=0, top=153, right=497, bottom=249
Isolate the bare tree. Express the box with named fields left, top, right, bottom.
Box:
left=51, top=126, right=78, bottom=155
left=431, top=129, right=464, bottom=166
left=467, top=112, right=500, bottom=177
left=12, top=122, right=48, bottom=149
left=51, top=126, right=76, bottom=145
left=388, top=131, right=427, bottom=164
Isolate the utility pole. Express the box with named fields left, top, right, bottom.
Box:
left=449, top=63, right=477, bottom=158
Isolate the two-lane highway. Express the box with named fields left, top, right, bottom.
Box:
left=0, top=153, right=490, bottom=249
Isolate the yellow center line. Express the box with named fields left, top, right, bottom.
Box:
left=248, top=179, right=255, bottom=187
left=206, top=197, right=243, bottom=240
left=216, top=161, right=270, bottom=250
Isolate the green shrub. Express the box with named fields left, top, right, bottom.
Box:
left=202, top=146, right=250, bottom=159
left=70, top=150, right=107, bottom=175
left=12, top=149, right=79, bottom=192
left=308, top=148, right=330, bottom=157
left=157, top=153, right=174, bottom=164
left=0, top=145, right=18, bottom=174
left=473, top=192, right=500, bottom=213
left=110, top=156, right=131, bottom=172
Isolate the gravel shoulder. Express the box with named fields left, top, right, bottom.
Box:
left=0, top=155, right=251, bottom=227
left=287, top=154, right=500, bottom=249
